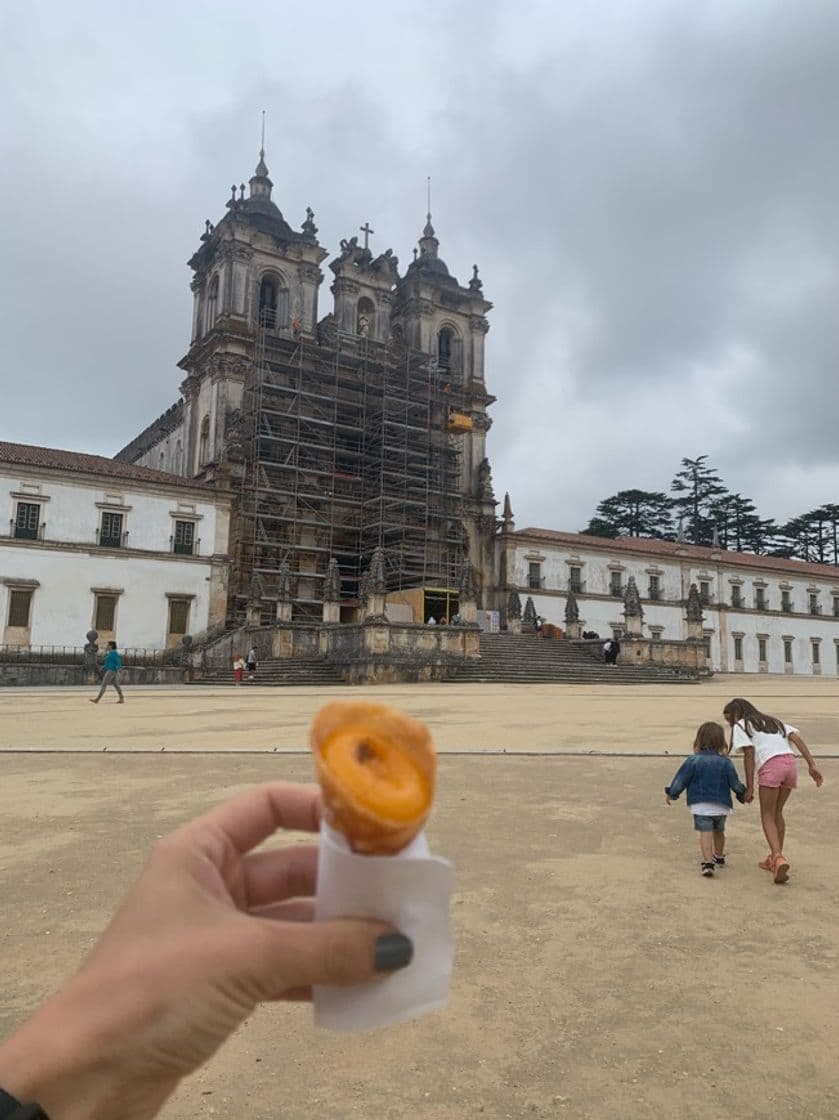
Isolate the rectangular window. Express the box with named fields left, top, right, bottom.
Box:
left=699, top=581, right=711, bottom=605
left=173, top=520, right=195, bottom=556
left=734, top=636, right=743, bottom=661
left=609, top=572, right=624, bottom=597
left=833, top=596, right=839, bottom=617
left=755, top=589, right=767, bottom=610
left=758, top=637, right=767, bottom=662
left=7, top=589, right=33, bottom=628
left=703, top=632, right=713, bottom=658
left=527, top=562, right=541, bottom=590
left=784, top=639, right=793, bottom=665
left=568, top=566, right=583, bottom=593
left=14, top=502, right=41, bottom=541
left=167, top=598, right=190, bottom=636
left=809, top=593, right=820, bottom=615
left=781, top=590, right=792, bottom=613
left=812, top=641, right=820, bottom=665
left=94, top=594, right=117, bottom=632
left=731, top=586, right=743, bottom=608
left=99, top=511, right=124, bottom=548
left=648, top=575, right=661, bottom=600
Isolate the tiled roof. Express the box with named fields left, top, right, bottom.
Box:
left=517, top=527, right=839, bottom=583
left=0, top=441, right=216, bottom=492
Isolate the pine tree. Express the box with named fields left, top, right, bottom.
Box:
left=670, top=456, right=728, bottom=545
left=583, top=490, right=673, bottom=539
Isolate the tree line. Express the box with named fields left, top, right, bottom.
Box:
left=583, top=455, right=839, bottom=566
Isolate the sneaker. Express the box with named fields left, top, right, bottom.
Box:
left=701, top=862, right=715, bottom=877
left=713, top=854, right=726, bottom=867
left=772, top=854, right=790, bottom=884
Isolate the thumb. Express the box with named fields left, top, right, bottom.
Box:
left=229, top=917, right=414, bottom=999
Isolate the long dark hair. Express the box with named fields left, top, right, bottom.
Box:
left=723, top=698, right=786, bottom=740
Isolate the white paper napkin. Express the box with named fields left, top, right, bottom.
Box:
left=313, top=822, right=454, bottom=1033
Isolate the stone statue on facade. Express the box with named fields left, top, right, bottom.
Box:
left=301, top=206, right=318, bottom=237
left=477, top=458, right=495, bottom=501
left=459, top=562, right=479, bottom=604
left=469, top=264, right=483, bottom=292
left=83, top=630, right=99, bottom=672
left=686, top=583, right=704, bottom=623
left=324, top=557, right=341, bottom=603
left=277, top=561, right=294, bottom=602
left=367, top=547, right=387, bottom=594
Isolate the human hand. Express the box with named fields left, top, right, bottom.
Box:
left=0, top=783, right=411, bottom=1120
left=809, top=764, right=824, bottom=788
left=744, top=785, right=754, bottom=803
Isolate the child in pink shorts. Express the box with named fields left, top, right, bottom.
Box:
left=723, top=697, right=824, bottom=883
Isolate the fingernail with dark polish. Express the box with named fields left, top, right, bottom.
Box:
left=375, top=933, right=414, bottom=972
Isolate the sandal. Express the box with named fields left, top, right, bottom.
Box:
left=772, top=854, right=790, bottom=884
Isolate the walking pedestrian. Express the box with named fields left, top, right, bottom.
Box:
left=89, top=641, right=125, bottom=704
left=246, top=647, right=258, bottom=682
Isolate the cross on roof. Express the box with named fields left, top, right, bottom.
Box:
left=360, top=221, right=374, bottom=249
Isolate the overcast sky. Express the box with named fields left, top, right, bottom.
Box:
left=2, top=0, right=838, bottom=532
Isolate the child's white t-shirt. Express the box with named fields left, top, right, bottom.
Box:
left=729, top=720, right=797, bottom=770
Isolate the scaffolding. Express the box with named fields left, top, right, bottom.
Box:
left=233, top=321, right=468, bottom=622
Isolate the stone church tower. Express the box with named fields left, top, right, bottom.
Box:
left=117, top=148, right=497, bottom=623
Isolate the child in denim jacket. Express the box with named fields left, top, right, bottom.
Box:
left=665, top=722, right=746, bottom=877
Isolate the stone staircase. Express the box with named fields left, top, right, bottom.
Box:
left=450, top=633, right=704, bottom=685
left=192, top=657, right=345, bottom=687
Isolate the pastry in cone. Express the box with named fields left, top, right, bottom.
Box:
left=310, top=701, right=436, bottom=854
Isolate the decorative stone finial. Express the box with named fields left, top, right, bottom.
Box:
left=564, top=591, right=579, bottom=624
left=469, top=264, right=483, bottom=292
left=302, top=206, right=318, bottom=236
left=502, top=492, right=514, bottom=526
left=523, top=596, right=538, bottom=630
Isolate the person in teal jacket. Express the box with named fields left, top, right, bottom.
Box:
left=90, top=641, right=124, bottom=704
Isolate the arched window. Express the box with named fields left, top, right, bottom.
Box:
left=207, top=274, right=219, bottom=330
left=259, top=278, right=277, bottom=328
left=174, top=440, right=183, bottom=475
left=357, top=296, right=375, bottom=337
left=158, top=450, right=166, bottom=471
left=199, top=415, right=210, bottom=466
left=438, top=327, right=454, bottom=370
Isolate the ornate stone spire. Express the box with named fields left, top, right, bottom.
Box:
left=502, top=492, right=514, bottom=528
left=523, top=596, right=537, bottom=629
left=564, top=591, right=579, bottom=624
left=623, top=576, right=644, bottom=619
left=367, top=547, right=387, bottom=594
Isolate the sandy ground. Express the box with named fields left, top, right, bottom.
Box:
left=2, top=674, right=839, bottom=754
left=1, top=679, right=838, bottom=1118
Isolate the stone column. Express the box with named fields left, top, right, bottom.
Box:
left=322, top=557, right=341, bottom=624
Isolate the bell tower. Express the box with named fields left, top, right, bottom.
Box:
left=177, top=147, right=328, bottom=481
left=392, top=210, right=497, bottom=601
